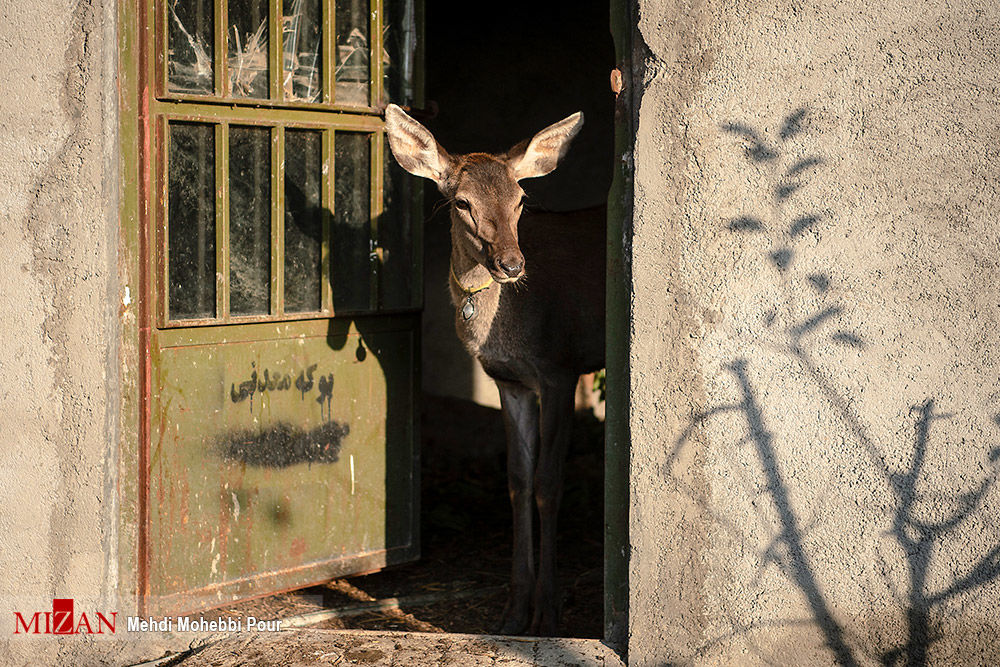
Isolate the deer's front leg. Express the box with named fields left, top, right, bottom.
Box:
left=531, top=377, right=577, bottom=635
left=496, top=380, right=540, bottom=635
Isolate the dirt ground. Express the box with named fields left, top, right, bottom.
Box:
left=195, top=394, right=605, bottom=639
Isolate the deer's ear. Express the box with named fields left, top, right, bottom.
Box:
left=506, top=111, right=584, bottom=180
left=385, top=104, right=452, bottom=184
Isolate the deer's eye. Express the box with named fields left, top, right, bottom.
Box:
left=455, top=199, right=471, bottom=212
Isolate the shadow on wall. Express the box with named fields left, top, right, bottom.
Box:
left=666, top=109, right=1000, bottom=665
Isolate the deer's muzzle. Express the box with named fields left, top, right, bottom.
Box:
left=493, top=251, right=525, bottom=280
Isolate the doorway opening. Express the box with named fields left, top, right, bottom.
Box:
left=356, top=0, right=616, bottom=638
left=143, top=0, right=617, bottom=642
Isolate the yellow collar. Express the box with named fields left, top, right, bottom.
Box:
left=450, top=263, right=494, bottom=295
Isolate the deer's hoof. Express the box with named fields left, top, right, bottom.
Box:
left=496, top=615, right=529, bottom=636
left=496, top=598, right=531, bottom=635
left=528, top=601, right=560, bottom=636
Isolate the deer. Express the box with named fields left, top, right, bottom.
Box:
left=384, top=104, right=606, bottom=635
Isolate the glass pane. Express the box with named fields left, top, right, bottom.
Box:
left=167, top=0, right=214, bottom=94
left=383, top=0, right=416, bottom=105
left=228, top=0, right=269, bottom=98
left=168, top=122, right=216, bottom=319
left=380, top=136, right=413, bottom=309
left=283, top=0, right=322, bottom=102
left=333, top=132, right=371, bottom=311
left=284, top=129, right=323, bottom=312
left=230, top=126, right=271, bottom=315
left=335, top=0, right=370, bottom=105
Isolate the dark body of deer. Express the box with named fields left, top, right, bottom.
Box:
left=385, top=104, right=606, bottom=634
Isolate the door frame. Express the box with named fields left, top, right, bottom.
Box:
left=118, top=0, right=631, bottom=655
left=603, top=0, right=634, bottom=655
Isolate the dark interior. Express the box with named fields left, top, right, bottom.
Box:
left=401, top=0, right=616, bottom=637
left=420, top=0, right=616, bottom=403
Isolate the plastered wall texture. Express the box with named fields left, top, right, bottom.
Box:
left=0, top=0, right=131, bottom=663
left=628, top=0, right=1000, bottom=664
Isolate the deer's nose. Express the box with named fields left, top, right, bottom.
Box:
left=496, top=256, right=524, bottom=278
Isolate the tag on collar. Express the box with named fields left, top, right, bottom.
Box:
left=462, top=296, right=476, bottom=320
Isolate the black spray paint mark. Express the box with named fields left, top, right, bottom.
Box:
left=295, top=364, right=317, bottom=399
left=219, top=421, right=350, bottom=468
left=316, top=373, right=334, bottom=421
left=230, top=363, right=260, bottom=406
left=230, top=362, right=329, bottom=405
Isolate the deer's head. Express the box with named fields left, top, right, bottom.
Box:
left=385, top=104, right=583, bottom=283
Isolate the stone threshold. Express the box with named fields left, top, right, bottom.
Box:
left=129, top=627, right=625, bottom=666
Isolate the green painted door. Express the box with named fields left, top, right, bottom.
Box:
left=140, top=0, right=422, bottom=614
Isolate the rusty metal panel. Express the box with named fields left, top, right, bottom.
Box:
left=146, top=316, right=416, bottom=614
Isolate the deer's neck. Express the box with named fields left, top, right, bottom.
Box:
left=448, top=245, right=501, bottom=356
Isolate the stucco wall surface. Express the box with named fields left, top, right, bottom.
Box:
left=0, top=0, right=133, bottom=663
left=628, top=0, right=1000, bottom=664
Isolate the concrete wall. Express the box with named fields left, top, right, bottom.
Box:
left=0, top=0, right=132, bottom=663
left=627, top=0, right=1000, bottom=664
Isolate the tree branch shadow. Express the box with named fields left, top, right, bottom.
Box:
left=663, top=108, right=1000, bottom=665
